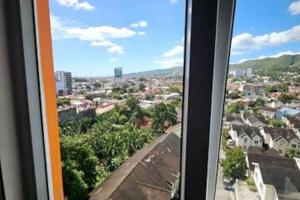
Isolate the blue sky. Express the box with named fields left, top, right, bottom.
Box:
left=50, top=0, right=300, bottom=76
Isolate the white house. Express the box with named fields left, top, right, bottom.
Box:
left=253, top=163, right=278, bottom=200
left=260, top=127, right=300, bottom=155
left=251, top=158, right=300, bottom=200
left=229, top=125, right=263, bottom=150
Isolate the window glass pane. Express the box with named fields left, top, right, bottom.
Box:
left=215, top=0, right=300, bottom=199
left=49, top=1, right=186, bottom=199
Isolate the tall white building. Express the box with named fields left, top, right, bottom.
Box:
left=229, top=68, right=245, bottom=78
left=55, top=71, right=72, bottom=95
left=246, top=68, right=252, bottom=78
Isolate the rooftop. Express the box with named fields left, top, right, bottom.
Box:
left=89, top=132, right=181, bottom=200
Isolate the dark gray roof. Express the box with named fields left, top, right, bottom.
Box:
left=247, top=147, right=300, bottom=199
left=247, top=147, right=283, bottom=171
left=263, top=127, right=298, bottom=142
left=287, top=113, right=300, bottom=129
left=260, top=163, right=300, bottom=200
left=231, top=124, right=262, bottom=139
left=89, top=133, right=180, bottom=200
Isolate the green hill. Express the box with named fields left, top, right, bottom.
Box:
left=230, top=54, right=300, bottom=74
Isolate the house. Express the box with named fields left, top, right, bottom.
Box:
left=252, top=159, right=300, bottom=200
left=260, top=127, right=300, bottom=155
left=260, top=106, right=276, bottom=119
left=89, top=133, right=181, bottom=200
left=247, top=147, right=300, bottom=200
left=283, top=113, right=300, bottom=139
left=288, top=85, right=300, bottom=94
left=242, top=112, right=267, bottom=128
left=223, top=114, right=244, bottom=129
left=275, top=107, right=300, bottom=120
left=229, top=125, right=263, bottom=150
left=284, top=113, right=300, bottom=130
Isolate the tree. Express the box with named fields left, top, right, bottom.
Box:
left=222, top=147, right=247, bottom=180
left=279, top=93, right=297, bottom=104
left=265, top=83, right=288, bottom=93
left=93, top=82, right=102, bottom=88
left=145, top=93, right=155, bottom=101
left=151, top=103, right=177, bottom=134
left=62, top=160, right=88, bottom=200
left=60, top=135, right=99, bottom=189
left=126, top=95, right=139, bottom=112
left=57, top=98, right=71, bottom=107
left=285, top=148, right=300, bottom=159
left=270, top=119, right=287, bottom=128
left=227, top=92, right=241, bottom=99
left=227, top=102, right=244, bottom=113
left=139, top=82, right=146, bottom=91
left=249, top=98, right=265, bottom=108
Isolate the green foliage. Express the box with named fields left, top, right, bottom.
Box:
left=139, top=82, right=146, bottom=91
left=127, top=86, right=139, bottom=93
left=227, top=102, right=244, bottom=113
left=57, top=98, right=71, bottom=107
left=85, top=94, right=95, bottom=101
left=168, top=85, right=181, bottom=93
left=223, top=147, right=247, bottom=180
left=270, top=119, right=287, bottom=128
left=230, top=54, right=300, bottom=79
left=221, top=129, right=230, bottom=152
left=93, top=82, right=102, bottom=88
left=59, top=95, right=167, bottom=198
left=62, top=160, right=88, bottom=200
left=227, top=91, right=241, bottom=99
left=151, top=103, right=177, bottom=135
left=265, top=84, right=288, bottom=93
left=249, top=98, right=265, bottom=107
left=60, top=135, right=99, bottom=188
left=145, top=93, right=155, bottom=101
left=285, top=148, right=300, bottom=159
left=60, top=118, right=95, bottom=135
left=278, top=93, right=297, bottom=104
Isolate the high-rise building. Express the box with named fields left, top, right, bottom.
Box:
left=246, top=68, right=252, bottom=78
left=55, top=71, right=72, bottom=95
left=114, top=67, right=123, bottom=84
left=114, top=67, right=122, bottom=78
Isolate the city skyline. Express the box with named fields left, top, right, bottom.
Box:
left=50, top=0, right=300, bottom=76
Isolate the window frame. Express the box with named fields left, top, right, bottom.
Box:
left=0, top=0, right=236, bottom=199
left=181, top=0, right=235, bottom=199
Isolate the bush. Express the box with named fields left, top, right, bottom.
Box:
left=223, top=147, right=247, bottom=180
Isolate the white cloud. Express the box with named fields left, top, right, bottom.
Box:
left=288, top=1, right=300, bottom=15
left=232, top=51, right=300, bottom=64
left=138, top=31, right=146, bottom=36
left=130, top=20, right=148, bottom=28
left=109, top=57, right=120, bottom=63
left=50, top=15, right=136, bottom=54
left=232, top=25, right=300, bottom=50
left=108, top=46, right=124, bottom=54
left=156, top=43, right=184, bottom=68
left=170, top=0, right=179, bottom=4
left=155, top=57, right=183, bottom=68
left=56, top=0, right=95, bottom=10
left=257, top=51, right=300, bottom=59
left=162, top=45, right=184, bottom=57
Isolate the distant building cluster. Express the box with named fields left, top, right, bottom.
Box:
left=223, top=65, right=300, bottom=200
left=229, top=68, right=252, bottom=79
